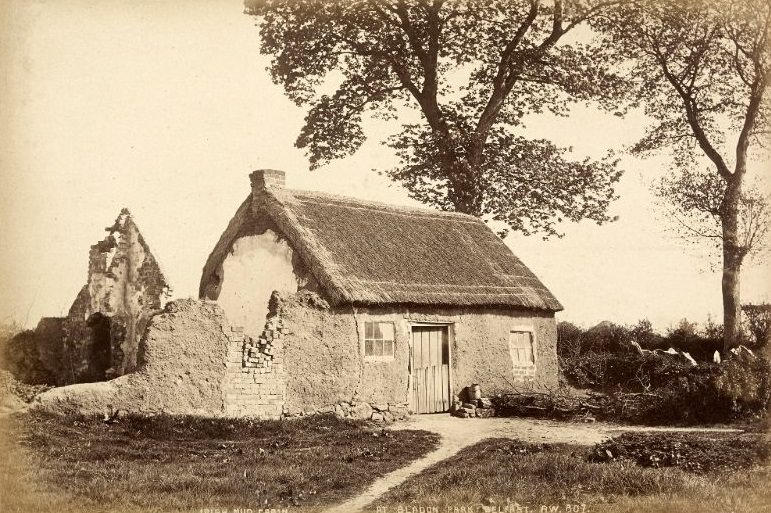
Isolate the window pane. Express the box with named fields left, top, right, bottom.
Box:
left=365, top=322, right=374, bottom=339
left=383, top=340, right=393, bottom=356
left=380, top=322, right=394, bottom=340
left=373, top=322, right=383, bottom=339
left=374, top=340, right=383, bottom=356
left=509, top=331, right=535, bottom=366
left=365, top=339, right=373, bottom=356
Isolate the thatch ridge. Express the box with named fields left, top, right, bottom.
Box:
left=200, top=183, right=563, bottom=312
left=264, top=188, right=562, bottom=311
left=275, top=188, right=483, bottom=223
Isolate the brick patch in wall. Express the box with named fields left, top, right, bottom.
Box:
left=222, top=309, right=286, bottom=418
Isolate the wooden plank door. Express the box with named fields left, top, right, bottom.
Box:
left=410, top=326, right=450, bottom=413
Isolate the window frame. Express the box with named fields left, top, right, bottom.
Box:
left=363, top=320, right=396, bottom=361
left=508, top=327, right=536, bottom=367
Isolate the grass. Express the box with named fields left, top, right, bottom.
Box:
left=377, top=437, right=771, bottom=513
left=0, top=410, right=440, bottom=513
left=3, top=409, right=769, bottom=513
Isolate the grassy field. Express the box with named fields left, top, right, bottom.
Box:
left=0, top=411, right=440, bottom=513
left=378, top=436, right=771, bottom=513
left=3, top=410, right=770, bottom=513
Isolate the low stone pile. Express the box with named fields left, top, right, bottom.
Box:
left=451, top=396, right=495, bottom=418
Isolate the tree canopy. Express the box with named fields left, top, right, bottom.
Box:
left=245, top=0, right=626, bottom=237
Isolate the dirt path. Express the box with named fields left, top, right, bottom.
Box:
left=323, top=414, right=742, bottom=513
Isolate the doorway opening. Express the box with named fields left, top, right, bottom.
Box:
left=87, top=313, right=112, bottom=380
left=409, top=324, right=451, bottom=413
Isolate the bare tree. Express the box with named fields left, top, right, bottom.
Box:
left=654, top=169, right=770, bottom=267
left=598, top=0, right=771, bottom=350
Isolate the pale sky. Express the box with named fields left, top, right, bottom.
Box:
left=1, top=0, right=769, bottom=331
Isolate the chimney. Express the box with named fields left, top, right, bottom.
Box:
left=250, top=169, right=286, bottom=192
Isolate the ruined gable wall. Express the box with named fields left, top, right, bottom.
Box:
left=61, top=210, right=170, bottom=383
left=61, top=286, right=95, bottom=383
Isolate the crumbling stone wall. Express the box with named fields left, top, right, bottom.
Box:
left=35, top=300, right=231, bottom=416
left=60, top=209, right=171, bottom=383
left=222, top=293, right=286, bottom=418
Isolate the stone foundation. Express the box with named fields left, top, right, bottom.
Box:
left=283, top=400, right=410, bottom=422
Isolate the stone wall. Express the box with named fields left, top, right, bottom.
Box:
left=35, top=299, right=230, bottom=416
left=35, top=294, right=557, bottom=420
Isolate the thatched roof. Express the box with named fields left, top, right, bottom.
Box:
left=201, top=186, right=562, bottom=312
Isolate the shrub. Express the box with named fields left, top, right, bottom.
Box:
left=716, top=349, right=771, bottom=410
left=566, top=352, right=770, bottom=424
left=743, top=303, right=771, bottom=350
left=590, top=432, right=771, bottom=473
left=1, top=329, right=51, bottom=385
left=535, top=320, right=771, bottom=424
left=557, top=321, right=585, bottom=359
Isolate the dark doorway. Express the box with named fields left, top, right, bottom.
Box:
left=87, top=313, right=112, bottom=380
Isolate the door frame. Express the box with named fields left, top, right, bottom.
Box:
left=407, top=321, right=454, bottom=413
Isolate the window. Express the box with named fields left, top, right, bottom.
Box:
left=509, top=331, right=535, bottom=366
left=364, top=321, right=395, bottom=359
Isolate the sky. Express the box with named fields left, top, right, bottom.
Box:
left=1, top=0, right=769, bottom=332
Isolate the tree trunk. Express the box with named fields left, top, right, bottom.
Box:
left=446, top=162, right=484, bottom=215
left=721, top=182, right=744, bottom=352
left=441, top=134, right=486, bottom=216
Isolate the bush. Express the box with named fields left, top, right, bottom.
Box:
left=590, top=432, right=771, bottom=473
left=526, top=320, right=771, bottom=424
left=1, top=329, right=52, bottom=385
left=559, top=318, right=732, bottom=364
left=558, top=321, right=635, bottom=356
left=572, top=353, right=770, bottom=424
left=716, top=349, right=771, bottom=410
left=743, top=303, right=771, bottom=350
left=560, top=350, right=700, bottom=392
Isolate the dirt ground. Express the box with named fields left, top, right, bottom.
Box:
left=324, top=414, right=743, bottom=513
